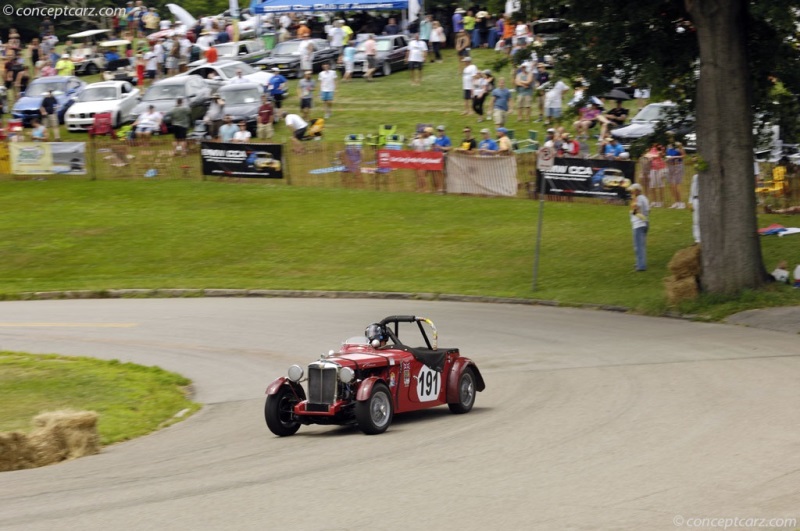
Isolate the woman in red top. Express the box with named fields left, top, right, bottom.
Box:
left=135, top=54, right=145, bottom=87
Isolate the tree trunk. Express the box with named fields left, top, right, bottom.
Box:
left=686, top=0, right=768, bottom=294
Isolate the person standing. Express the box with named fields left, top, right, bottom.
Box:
left=628, top=183, right=650, bottom=271
left=341, top=41, right=356, bottom=82
left=171, top=97, right=191, bottom=155
left=419, top=14, right=433, bottom=48
left=533, top=63, right=550, bottom=122
left=455, top=30, right=470, bottom=70
left=298, top=33, right=315, bottom=73
left=458, top=126, right=476, bottom=151
left=472, top=70, right=488, bottom=122
left=298, top=70, right=315, bottom=120
left=491, top=77, right=512, bottom=127
left=204, top=94, right=225, bottom=139
left=544, top=78, right=569, bottom=126
left=429, top=21, right=445, bottom=63
left=666, top=141, right=686, bottom=209
left=318, top=62, right=337, bottom=118
left=452, top=8, right=465, bottom=42
left=39, top=90, right=60, bottom=141
left=514, top=64, right=534, bottom=122
left=267, top=67, right=287, bottom=117
left=55, top=54, right=75, bottom=76
left=405, top=34, right=427, bottom=86
left=257, top=94, right=274, bottom=140
left=461, top=56, right=477, bottom=115
left=363, top=34, right=377, bottom=81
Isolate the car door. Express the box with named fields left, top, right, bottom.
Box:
left=391, top=36, right=408, bottom=71
left=405, top=354, right=445, bottom=406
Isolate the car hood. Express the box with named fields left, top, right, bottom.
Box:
left=611, top=122, right=655, bottom=139
left=13, top=96, right=45, bottom=111
left=326, top=347, right=399, bottom=370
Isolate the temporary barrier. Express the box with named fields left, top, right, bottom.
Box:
left=445, top=151, right=518, bottom=197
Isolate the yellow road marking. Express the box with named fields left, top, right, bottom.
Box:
left=0, top=323, right=138, bottom=328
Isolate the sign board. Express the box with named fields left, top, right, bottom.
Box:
left=377, top=150, right=444, bottom=171
left=200, top=142, right=283, bottom=179
left=537, top=146, right=555, bottom=171
left=539, top=157, right=636, bottom=199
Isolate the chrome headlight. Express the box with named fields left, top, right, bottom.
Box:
left=339, top=366, right=354, bottom=384
left=287, top=364, right=303, bottom=382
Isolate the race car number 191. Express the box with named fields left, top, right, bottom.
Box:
left=416, top=365, right=440, bottom=402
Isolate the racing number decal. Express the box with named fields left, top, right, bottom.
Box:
left=416, top=366, right=440, bottom=402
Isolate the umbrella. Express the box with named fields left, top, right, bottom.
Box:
left=602, top=88, right=632, bottom=101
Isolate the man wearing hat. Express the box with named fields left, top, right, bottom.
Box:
left=534, top=63, right=550, bottom=122
left=433, top=125, right=451, bottom=153
left=459, top=126, right=476, bottom=151
left=491, top=77, right=512, bottom=127
left=452, top=8, right=465, bottom=40
left=204, top=94, right=226, bottom=139
left=496, top=127, right=513, bottom=154
left=297, top=20, right=311, bottom=39
left=627, top=183, right=650, bottom=271
left=477, top=128, right=498, bottom=154
left=55, top=54, right=74, bottom=77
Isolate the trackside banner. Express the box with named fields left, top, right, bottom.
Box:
left=201, top=142, right=283, bottom=179
left=540, top=157, right=636, bottom=198
left=9, top=142, right=86, bottom=175
left=377, top=150, right=444, bottom=170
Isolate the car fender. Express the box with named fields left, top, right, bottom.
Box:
left=355, top=376, right=385, bottom=401
left=446, top=358, right=486, bottom=403
left=265, top=376, right=306, bottom=400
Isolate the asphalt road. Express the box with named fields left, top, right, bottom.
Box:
left=0, top=298, right=798, bottom=531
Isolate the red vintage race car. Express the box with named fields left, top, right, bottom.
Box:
left=265, top=315, right=486, bottom=436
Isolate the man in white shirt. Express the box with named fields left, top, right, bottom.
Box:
left=544, top=78, right=570, bottom=126
left=298, top=35, right=315, bottom=72
left=228, top=69, right=249, bottom=84
left=404, top=33, right=428, bottom=86
left=144, top=50, right=157, bottom=80
left=285, top=113, right=308, bottom=153
left=328, top=20, right=344, bottom=57
left=153, top=39, right=165, bottom=79
left=461, top=56, right=478, bottom=115
left=232, top=121, right=251, bottom=143
left=318, top=63, right=337, bottom=118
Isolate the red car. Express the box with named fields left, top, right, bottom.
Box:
left=265, top=315, right=486, bottom=436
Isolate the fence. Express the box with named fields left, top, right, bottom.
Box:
left=0, top=135, right=795, bottom=207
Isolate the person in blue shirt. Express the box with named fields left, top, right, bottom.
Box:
left=267, top=68, right=288, bottom=118
left=218, top=115, right=238, bottom=142
left=433, top=125, right=452, bottom=152
left=602, top=136, right=625, bottom=159
left=477, top=128, right=498, bottom=154
left=490, top=77, right=512, bottom=127
left=104, top=49, right=120, bottom=62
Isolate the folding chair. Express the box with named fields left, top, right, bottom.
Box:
left=88, top=112, right=114, bottom=138
left=365, top=124, right=396, bottom=149
left=756, top=165, right=788, bottom=198
left=384, top=134, right=405, bottom=150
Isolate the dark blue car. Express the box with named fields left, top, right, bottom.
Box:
left=12, top=76, right=87, bottom=126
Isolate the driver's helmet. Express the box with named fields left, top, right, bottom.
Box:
left=365, top=323, right=387, bottom=344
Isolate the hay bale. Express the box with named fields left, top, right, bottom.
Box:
left=0, top=410, right=100, bottom=471
left=668, top=245, right=702, bottom=279
left=665, top=275, right=699, bottom=305
left=0, top=431, right=37, bottom=471
left=29, top=410, right=100, bottom=464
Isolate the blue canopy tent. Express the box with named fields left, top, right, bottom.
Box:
left=251, top=0, right=409, bottom=13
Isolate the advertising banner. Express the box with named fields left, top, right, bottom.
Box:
left=540, top=157, right=636, bottom=199
left=9, top=142, right=86, bottom=175
left=377, top=150, right=444, bottom=171
left=201, top=142, right=283, bottom=179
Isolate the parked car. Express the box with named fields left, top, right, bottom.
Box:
left=532, top=18, right=571, bottom=41
left=216, top=82, right=262, bottom=133
left=181, top=60, right=272, bottom=90
left=12, top=76, right=86, bottom=126
left=188, top=39, right=268, bottom=67
left=129, top=75, right=212, bottom=128
left=346, top=35, right=409, bottom=77
left=611, top=102, right=693, bottom=150
left=254, top=39, right=339, bottom=78
left=65, top=81, right=141, bottom=131
left=264, top=315, right=486, bottom=436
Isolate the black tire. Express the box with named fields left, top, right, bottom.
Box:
left=449, top=367, right=477, bottom=414
left=265, top=385, right=301, bottom=437
left=87, top=63, right=99, bottom=75
left=356, top=382, right=393, bottom=435
left=382, top=61, right=392, bottom=77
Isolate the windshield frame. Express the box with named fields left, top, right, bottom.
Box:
left=271, top=42, right=300, bottom=55
left=142, top=84, right=187, bottom=101
left=219, top=87, right=261, bottom=105
left=26, top=82, right=67, bottom=97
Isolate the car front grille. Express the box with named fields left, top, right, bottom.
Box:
left=308, top=363, right=337, bottom=405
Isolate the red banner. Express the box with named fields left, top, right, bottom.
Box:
left=377, top=150, right=444, bottom=170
